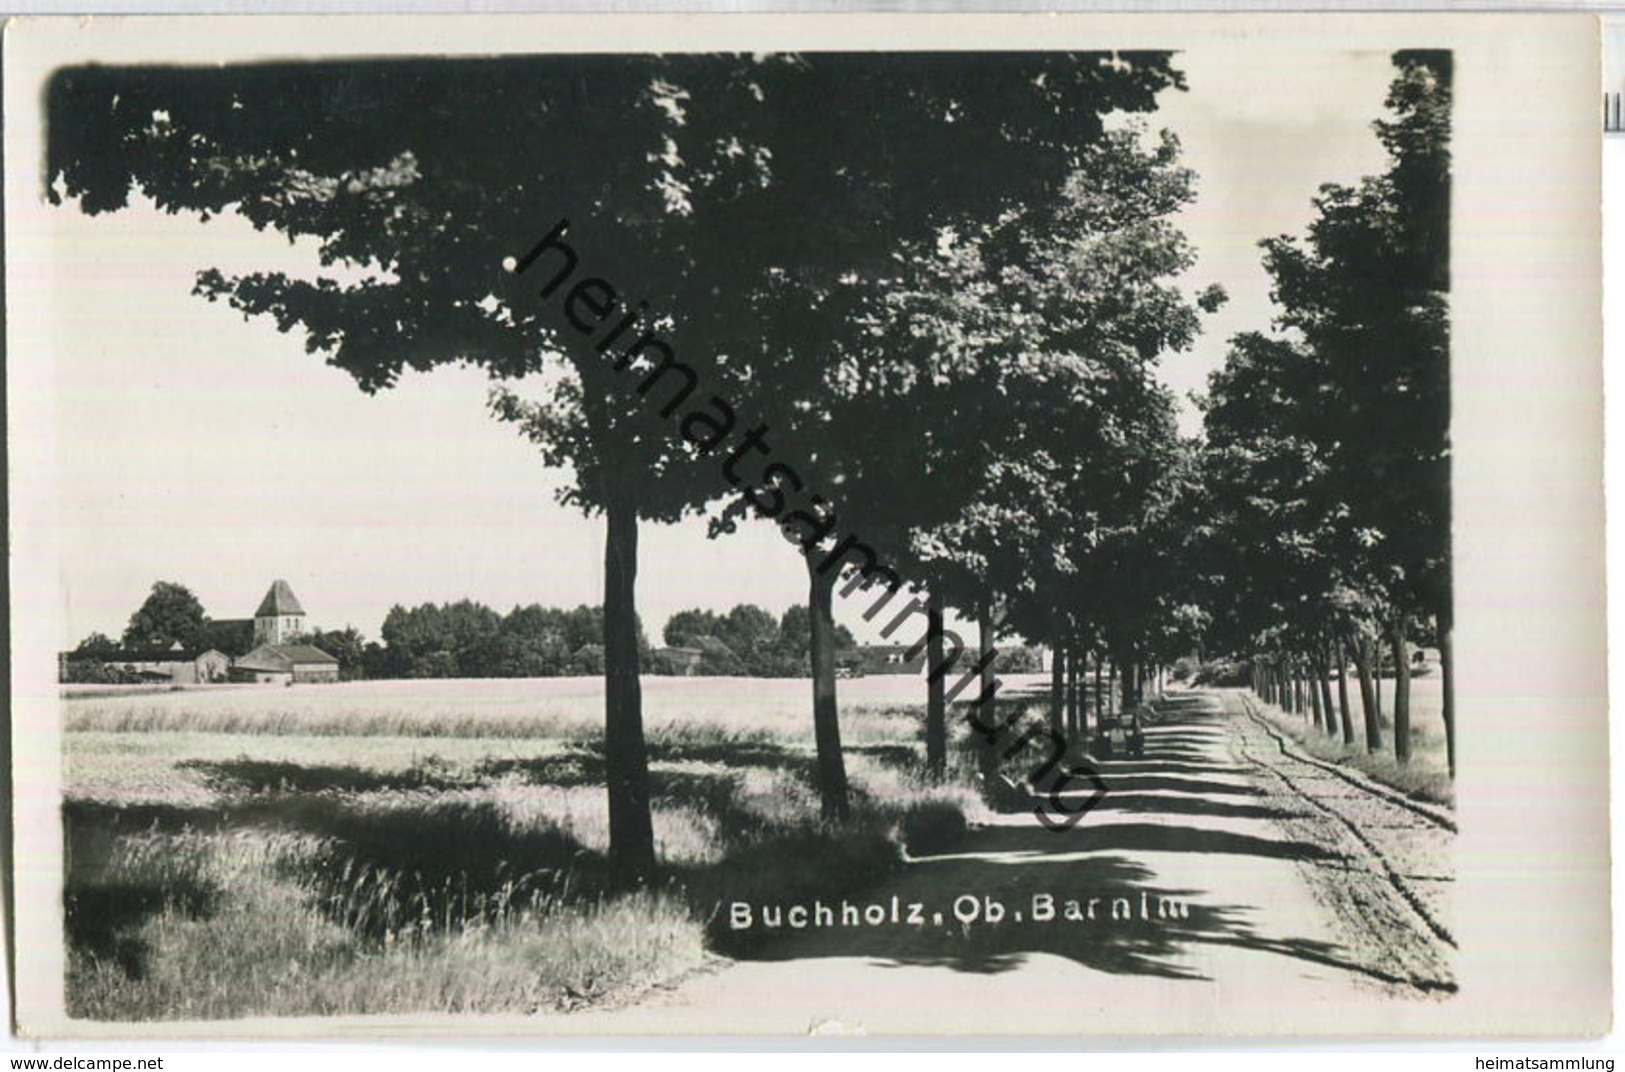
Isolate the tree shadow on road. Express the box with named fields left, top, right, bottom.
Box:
left=949, top=820, right=1342, bottom=861
left=1092, top=793, right=1311, bottom=823
left=723, top=690, right=1408, bottom=990
left=1090, top=774, right=1264, bottom=797
left=725, top=831, right=1367, bottom=984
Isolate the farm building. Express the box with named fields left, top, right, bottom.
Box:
left=232, top=643, right=340, bottom=684
left=649, top=637, right=744, bottom=675
left=854, top=644, right=928, bottom=676
left=100, top=644, right=232, bottom=684
left=651, top=646, right=706, bottom=676
left=61, top=579, right=340, bottom=685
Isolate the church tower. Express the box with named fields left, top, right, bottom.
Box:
left=253, top=579, right=307, bottom=647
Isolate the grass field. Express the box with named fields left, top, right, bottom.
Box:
left=70, top=669, right=1449, bottom=1020
left=65, top=674, right=1042, bottom=740
left=1247, top=676, right=1453, bottom=805
left=62, top=674, right=1036, bottom=1021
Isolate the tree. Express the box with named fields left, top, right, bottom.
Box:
left=71, top=632, right=119, bottom=659
left=291, top=626, right=369, bottom=680
left=772, top=604, right=856, bottom=676
left=663, top=604, right=816, bottom=676
left=122, top=581, right=206, bottom=650
left=843, top=126, right=1221, bottom=775
left=375, top=600, right=501, bottom=677
left=662, top=609, right=722, bottom=650
left=627, top=62, right=1195, bottom=815
left=49, top=50, right=1186, bottom=865
left=1258, top=51, right=1452, bottom=769
left=493, top=604, right=573, bottom=677
left=1198, top=51, right=1451, bottom=771
left=198, top=618, right=255, bottom=657
left=370, top=601, right=644, bottom=679
left=722, top=605, right=780, bottom=668
left=1199, top=332, right=1371, bottom=744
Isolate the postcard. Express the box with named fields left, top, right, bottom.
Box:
left=6, top=12, right=1608, bottom=1038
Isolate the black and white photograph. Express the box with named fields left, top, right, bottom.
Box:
left=6, top=13, right=1607, bottom=1039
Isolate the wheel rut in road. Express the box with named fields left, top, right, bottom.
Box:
left=1222, top=690, right=1455, bottom=992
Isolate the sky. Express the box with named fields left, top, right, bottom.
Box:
left=23, top=41, right=1395, bottom=650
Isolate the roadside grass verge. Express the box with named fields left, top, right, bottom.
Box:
left=64, top=702, right=985, bottom=1021
left=67, top=822, right=702, bottom=1019
left=1247, top=698, right=1453, bottom=807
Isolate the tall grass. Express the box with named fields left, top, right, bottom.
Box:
left=63, top=693, right=986, bottom=1021
left=61, top=675, right=1027, bottom=744
left=67, top=823, right=705, bottom=1019
left=1250, top=698, right=1453, bottom=806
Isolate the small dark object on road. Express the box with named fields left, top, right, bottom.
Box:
left=1097, top=710, right=1146, bottom=760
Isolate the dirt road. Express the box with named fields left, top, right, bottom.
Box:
left=559, top=689, right=1456, bottom=1035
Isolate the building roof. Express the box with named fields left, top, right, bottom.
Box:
left=272, top=644, right=339, bottom=664
left=692, top=635, right=737, bottom=658
left=236, top=643, right=338, bottom=672
left=254, top=579, right=306, bottom=618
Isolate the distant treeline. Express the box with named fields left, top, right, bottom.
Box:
left=67, top=587, right=866, bottom=681
left=372, top=599, right=856, bottom=680
left=662, top=604, right=857, bottom=678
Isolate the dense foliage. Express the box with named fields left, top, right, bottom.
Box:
left=1196, top=51, right=1452, bottom=770
left=51, top=47, right=1453, bottom=872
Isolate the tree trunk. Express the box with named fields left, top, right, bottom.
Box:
left=1318, top=650, right=1335, bottom=736
left=1075, top=647, right=1089, bottom=742
left=1390, top=617, right=1412, bottom=764
left=1439, top=600, right=1456, bottom=779
left=1068, top=648, right=1083, bottom=745
left=603, top=497, right=655, bottom=879
left=1049, top=642, right=1066, bottom=742
left=1353, top=629, right=1383, bottom=752
left=1308, top=652, right=1325, bottom=729
left=1334, top=637, right=1355, bottom=746
left=1094, top=654, right=1105, bottom=734
left=977, top=608, right=999, bottom=781
left=1107, top=660, right=1116, bottom=718
left=1371, top=637, right=1385, bottom=723
left=925, top=590, right=948, bottom=780
left=807, top=558, right=850, bottom=819
left=1119, top=655, right=1136, bottom=711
